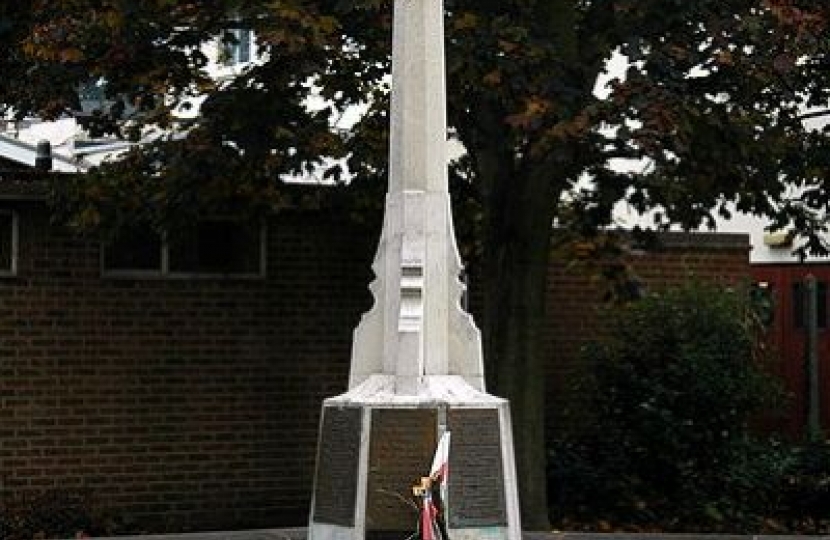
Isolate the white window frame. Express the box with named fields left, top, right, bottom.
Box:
left=0, top=210, right=19, bottom=277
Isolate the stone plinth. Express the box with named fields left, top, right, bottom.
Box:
left=309, top=376, right=521, bottom=540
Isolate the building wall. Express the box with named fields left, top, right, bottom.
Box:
left=0, top=202, right=752, bottom=532
left=0, top=202, right=375, bottom=531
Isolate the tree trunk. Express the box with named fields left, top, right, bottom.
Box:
left=486, top=179, right=557, bottom=531
left=470, top=106, right=559, bottom=529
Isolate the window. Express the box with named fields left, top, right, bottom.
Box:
left=102, top=219, right=265, bottom=278
left=78, top=80, right=106, bottom=102
left=169, top=219, right=262, bottom=274
left=220, top=28, right=253, bottom=66
left=103, top=223, right=162, bottom=273
left=0, top=211, right=18, bottom=276
left=751, top=281, right=775, bottom=327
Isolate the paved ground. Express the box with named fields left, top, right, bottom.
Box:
left=90, top=529, right=306, bottom=540
left=90, top=529, right=830, bottom=540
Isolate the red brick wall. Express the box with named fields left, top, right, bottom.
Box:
left=0, top=199, right=750, bottom=531
left=0, top=201, right=376, bottom=531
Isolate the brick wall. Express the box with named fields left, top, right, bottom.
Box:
left=0, top=201, right=376, bottom=531
left=0, top=198, right=751, bottom=532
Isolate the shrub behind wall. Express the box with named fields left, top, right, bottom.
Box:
left=549, top=282, right=787, bottom=532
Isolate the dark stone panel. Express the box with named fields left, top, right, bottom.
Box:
left=313, top=406, right=363, bottom=526
left=366, top=408, right=437, bottom=533
left=447, top=408, right=507, bottom=528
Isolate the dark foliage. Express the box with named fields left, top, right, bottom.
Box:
left=548, top=283, right=791, bottom=532
left=0, top=489, right=136, bottom=539
left=776, top=441, right=830, bottom=533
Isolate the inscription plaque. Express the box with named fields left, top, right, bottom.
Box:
left=313, top=406, right=362, bottom=526
left=447, top=408, right=507, bottom=528
left=366, top=408, right=437, bottom=532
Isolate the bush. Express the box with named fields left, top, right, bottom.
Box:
left=0, top=489, right=136, bottom=540
left=549, top=282, right=787, bottom=532
left=0, top=490, right=95, bottom=540
left=776, top=441, right=830, bottom=532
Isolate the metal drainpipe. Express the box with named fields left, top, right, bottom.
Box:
left=805, top=274, right=822, bottom=441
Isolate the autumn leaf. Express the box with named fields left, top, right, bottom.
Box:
left=497, top=39, right=519, bottom=53
left=482, top=69, right=501, bottom=86
left=453, top=12, right=479, bottom=31
left=505, top=96, right=552, bottom=129
left=714, top=50, right=734, bottom=66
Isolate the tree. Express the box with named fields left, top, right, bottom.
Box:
left=2, top=0, right=829, bottom=529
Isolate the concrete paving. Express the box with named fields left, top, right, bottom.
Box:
left=89, top=529, right=830, bottom=540
left=88, top=528, right=306, bottom=540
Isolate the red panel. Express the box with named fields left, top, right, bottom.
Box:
left=752, top=264, right=830, bottom=438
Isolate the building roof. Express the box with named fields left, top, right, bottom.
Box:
left=0, top=133, right=92, bottom=173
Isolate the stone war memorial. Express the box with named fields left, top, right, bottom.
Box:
left=307, top=0, right=522, bottom=539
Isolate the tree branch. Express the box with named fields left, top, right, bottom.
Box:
left=599, top=147, right=648, bottom=162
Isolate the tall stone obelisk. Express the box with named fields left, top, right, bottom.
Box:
left=308, top=0, right=521, bottom=538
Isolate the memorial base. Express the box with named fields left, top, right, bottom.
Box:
left=308, top=375, right=521, bottom=540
